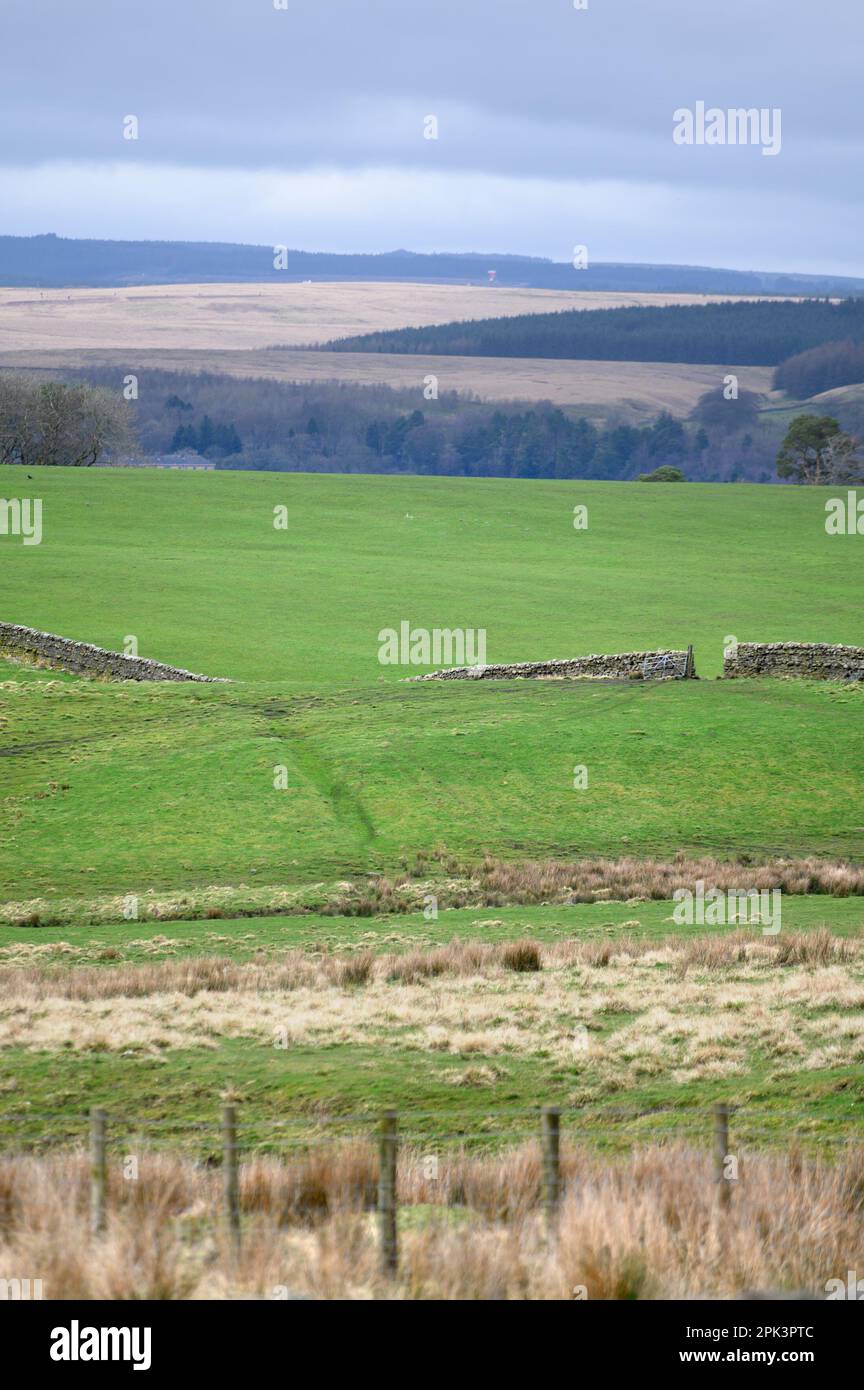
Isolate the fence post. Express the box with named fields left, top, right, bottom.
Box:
left=713, top=1103, right=732, bottom=1210
left=378, top=1110, right=398, bottom=1276
left=89, top=1107, right=107, bottom=1236
left=685, top=644, right=695, bottom=680
left=541, top=1106, right=561, bottom=1236
left=223, top=1103, right=241, bottom=1253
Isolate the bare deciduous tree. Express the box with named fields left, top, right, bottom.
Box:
left=0, top=375, right=134, bottom=467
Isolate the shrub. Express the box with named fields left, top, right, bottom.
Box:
left=501, top=940, right=542, bottom=973
left=636, top=465, right=686, bottom=482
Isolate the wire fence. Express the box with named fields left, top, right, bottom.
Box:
left=2, top=1097, right=861, bottom=1276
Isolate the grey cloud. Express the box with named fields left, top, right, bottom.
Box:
left=0, top=0, right=859, bottom=267
left=0, top=0, right=859, bottom=179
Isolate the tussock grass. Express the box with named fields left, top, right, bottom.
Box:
left=3, top=855, right=862, bottom=931
left=1, top=1142, right=861, bottom=1299
left=469, top=854, right=864, bottom=905
left=0, top=930, right=855, bottom=1003
left=1, top=933, right=861, bottom=1090
left=500, top=939, right=543, bottom=973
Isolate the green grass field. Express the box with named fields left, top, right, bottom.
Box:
left=1, top=466, right=860, bottom=683
left=4, top=895, right=863, bottom=959
left=1, top=465, right=862, bottom=1149
left=2, top=465, right=862, bottom=899
left=1, top=675, right=863, bottom=901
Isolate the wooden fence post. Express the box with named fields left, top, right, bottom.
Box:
left=378, top=1110, right=398, bottom=1276
left=713, top=1103, right=732, bottom=1210
left=541, top=1106, right=561, bottom=1236
left=90, top=1107, right=107, bottom=1236
left=223, top=1103, right=241, bottom=1253
left=685, top=644, right=696, bottom=680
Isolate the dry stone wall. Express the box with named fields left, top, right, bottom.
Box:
left=407, top=650, right=694, bottom=682
left=724, top=642, right=864, bottom=681
left=0, top=622, right=226, bottom=682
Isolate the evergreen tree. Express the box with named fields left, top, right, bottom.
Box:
left=198, top=415, right=215, bottom=452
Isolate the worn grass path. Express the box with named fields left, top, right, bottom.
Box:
left=2, top=674, right=863, bottom=900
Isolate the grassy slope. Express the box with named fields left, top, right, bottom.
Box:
left=1, top=467, right=860, bottom=684
left=1, top=467, right=862, bottom=1148
left=1, top=676, right=863, bottom=900
left=1, top=466, right=862, bottom=898
left=0, top=283, right=769, bottom=351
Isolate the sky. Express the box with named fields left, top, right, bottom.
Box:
left=0, top=0, right=860, bottom=275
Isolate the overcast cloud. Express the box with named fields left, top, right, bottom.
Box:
left=0, top=0, right=860, bottom=273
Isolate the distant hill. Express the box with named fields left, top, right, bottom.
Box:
left=2, top=234, right=863, bottom=295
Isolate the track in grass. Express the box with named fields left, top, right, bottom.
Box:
left=2, top=675, right=863, bottom=900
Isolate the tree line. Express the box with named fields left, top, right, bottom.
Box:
left=322, top=298, right=864, bottom=368
left=4, top=366, right=858, bottom=483
left=773, top=338, right=864, bottom=398
left=66, top=366, right=776, bottom=481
